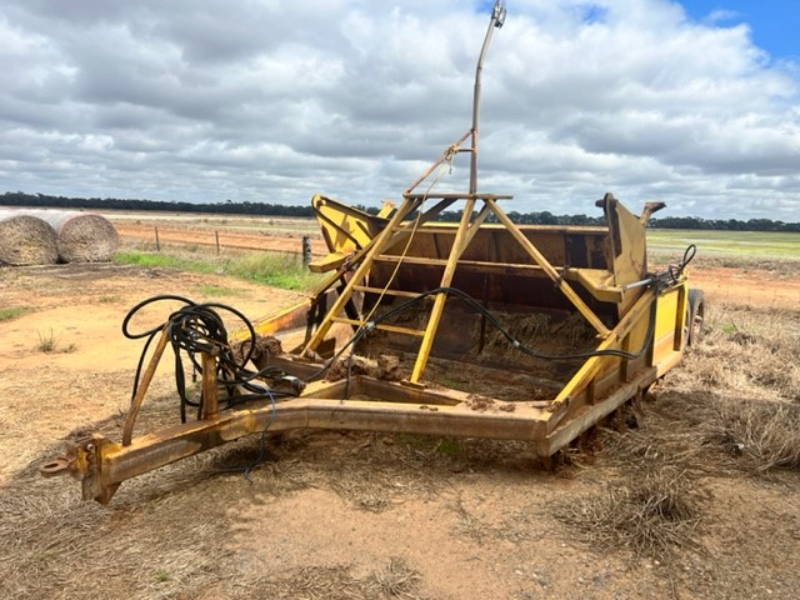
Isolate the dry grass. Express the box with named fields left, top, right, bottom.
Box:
left=225, top=558, right=425, bottom=600
left=0, top=462, right=237, bottom=600
left=364, top=557, right=424, bottom=599
left=557, top=388, right=800, bottom=571
left=263, top=432, right=442, bottom=512
left=0, top=422, right=440, bottom=600
left=449, top=485, right=555, bottom=546
left=668, top=303, right=800, bottom=402
left=480, top=312, right=551, bottom=358
left=599, top=390, right=800, bottom=478
left=230, top=565, right=361, bottom=600
left=649, top=254, right=800, bottom=279
left=35, top=328, right=58, bottom=353
left=478, top=311, right=595, bottom=359
left=0, top=383, right=246, bottom=599
left=698, top=256, right=800, bottom=278
left=556, top=467, right=708, bottom=560
left=557, top=298, right=800, bottom=565
left=703, top=396, right=800, bottom=473
left=647, top=300, right=800, bottom=476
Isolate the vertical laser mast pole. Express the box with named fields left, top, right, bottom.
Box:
left=409, top=2, right=508, bottom=383
left=470, top=0, right=506, bottom=195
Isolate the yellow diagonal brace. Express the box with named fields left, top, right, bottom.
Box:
left=122, top=326, right=169, bottom=446
left=553, top=290, right=655, bottom=408
left=301, top=196, right=423, bottom=355
left=410, top=198, right=478, bottom=383
left=461, top=203, right=491, bottom=249
left=485, top=199, right=610, bottom=337
left=306, top=197, right=458, bottom=301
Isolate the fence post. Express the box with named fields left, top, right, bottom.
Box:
left=154, top=226, right=160, bottom=252
left=215, top=231, right=220, bottom=255
left=302, top=236, right=311, bottom=267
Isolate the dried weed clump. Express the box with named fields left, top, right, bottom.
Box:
left=704, top=397, right=800, bottom=474
left=653, top=300, right=800, bottom=475
left=556, top=467, right=708, bottom=560
left=562, top=412, right=711, bottom=566
left=559, top=298, right=800, bottom=562
left=364, top=557, right=424, bottom=599
left=602, top=390, right=800, bottom=478
left=228, top=557, right=425, bottom=600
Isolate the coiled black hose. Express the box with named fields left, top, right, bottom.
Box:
left=122, top=295, right=294, bottom=423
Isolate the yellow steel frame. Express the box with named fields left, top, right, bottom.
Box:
left=40, top=275, right=689, bottom=504
left=300, top=191, right=614, bottom=384
left=39, top=185, right=692, bottom=505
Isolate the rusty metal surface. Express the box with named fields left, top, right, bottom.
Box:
left=122, top=327, right=169, bottom=446
left=200, top=352, right=219, bottom=420
left=310, top=198, right=637, bottom=314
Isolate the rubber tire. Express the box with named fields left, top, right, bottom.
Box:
left=687, top=289, right=705, bottom=347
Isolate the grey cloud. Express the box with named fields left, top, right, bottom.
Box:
left=0, top=0, right=798, bottom=220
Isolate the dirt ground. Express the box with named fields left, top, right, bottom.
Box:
left=1, top=258, right=799, bottom=600
left=114, top=222, right=329, bottom=257
left=680, top=264, right=800, bottom=309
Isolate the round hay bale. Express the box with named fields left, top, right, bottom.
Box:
left=2, top=209, right=119, bottom=262
left=50, top=212, right=119, bottom=263
left=0, top=212, right=59, bottom=266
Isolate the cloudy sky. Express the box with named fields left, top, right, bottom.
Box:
left=1, top=0, right=798, bottom=220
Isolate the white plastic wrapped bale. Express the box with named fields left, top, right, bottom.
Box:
left=0, top=211, right=59, bottom=266
left=2, top=209, right=120, bottom=263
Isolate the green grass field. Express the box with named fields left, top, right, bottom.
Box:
left=113, top=250, right=325, bottom=291
left=647, top=230, right=800, bottom=260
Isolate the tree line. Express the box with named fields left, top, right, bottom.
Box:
left=2, top=191, right=798, bottom=232
left=1, top=191, right=315, bottom=217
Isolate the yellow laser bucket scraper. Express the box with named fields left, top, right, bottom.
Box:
left=41, top=1, right=704, bottom=504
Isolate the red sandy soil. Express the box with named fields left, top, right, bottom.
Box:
left=115, top=222, right=328, bottom=256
